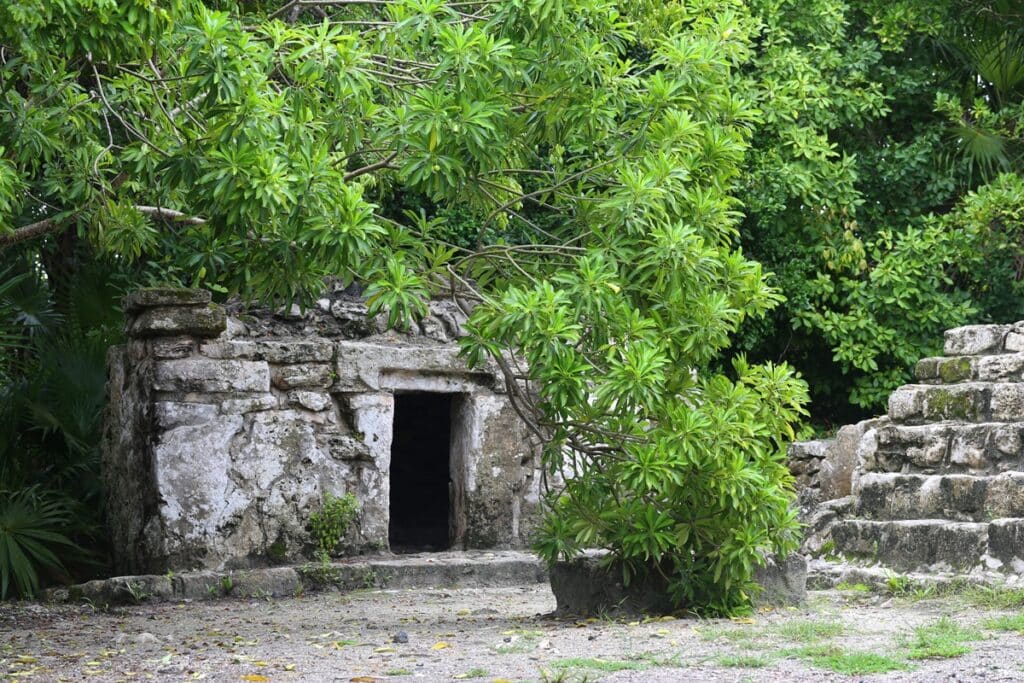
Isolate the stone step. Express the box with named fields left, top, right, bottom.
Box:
left=888, top=383, right=1024, bottom=424
left=830, top=518, right=1024, bottom=573
left=859, top=421, right=1024, bottom=475
left=853, top=472, right=1024, bottom=521
left=916, top=353, right=1024, bottom=384
left=944, top=323, right=1023, bottom=356
left=48, top=551, right=548, bottom=605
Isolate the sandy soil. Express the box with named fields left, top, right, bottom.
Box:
left=2, top=585, right=1024, bottom=682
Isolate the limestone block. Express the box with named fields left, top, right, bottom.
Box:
left=322, top=433, right=372, bottom=461
left=153, top=359, right=270, bottom=393
left=129, top=306, right=226, bottom=338
left=149, top=338, right=194, bottom=359
left=888, top=386, right=925, bottom=422
left=1004, top=331, right=1024, bottom=353
left=821, top=419, right=881, bottom=500
left=333, top=341, right=500, bottom=393
left=201, top=339, right=334, bottom=363
left=983, top=473, right=1024, bottom=518
left=986, top=519, right=1024, bottom=568
left=152, top=416, right=247, bottom=563
left=270, top=363, right=333, bottom=390
left=944, top=324, right=1009, bottom=356
left=154, top=402, right=219, bottom=429
left=914, top=357, right=941, bottom=381
left=125, top=288, right=211, bottom=312
left=288, top=390, right=331, bottom=412
left=922, top=384, right=985, bottom=422
left=949, top=428, right=990, bottom=470
left=992, top=424, right=1024, bottom=456
left=990, top=384, right=1024, bottom=421
left=220, top=394, right=279, bottom=414
left=831, top=519, right=988, bottom=571
left=975, top=354, right=1024, bottom=382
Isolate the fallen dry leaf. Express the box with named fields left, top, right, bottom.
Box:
left=431, top=642, right=451, bottom=650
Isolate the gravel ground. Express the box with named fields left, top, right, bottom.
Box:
left=3, top=584, right=1024, bottom=682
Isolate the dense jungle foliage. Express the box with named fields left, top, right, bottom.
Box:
left=1, top=0, right=1022, bottom=609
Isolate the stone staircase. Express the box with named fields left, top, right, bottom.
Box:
left=818, top=322, right=1024, bottom=575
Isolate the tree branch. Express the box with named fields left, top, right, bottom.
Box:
left=344, top=150, right=398, bottom=181
left=0, top=217, right=65, bottom=248
left=1, top=206, right=206, bottom=250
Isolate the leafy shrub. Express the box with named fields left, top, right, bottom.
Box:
left=309, top=493, right=360, bottom=557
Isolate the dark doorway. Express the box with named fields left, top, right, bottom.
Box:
left=389, top=393, right=453, bottom=552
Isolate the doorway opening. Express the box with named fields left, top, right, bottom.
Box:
left=389, top=393, right=455, bottom=552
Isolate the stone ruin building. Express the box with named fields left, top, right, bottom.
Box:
left=103, top=281, right=1024, bottom=588
left=103, top=286, right=542, bottom=575
left=790, top=322, right=1024, bottom=581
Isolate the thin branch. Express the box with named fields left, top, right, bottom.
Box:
left=135, top=206, right=207, bottom=224
left=343, top=150, right=398, bottom=181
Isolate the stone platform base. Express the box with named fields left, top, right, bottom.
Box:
left=46, top=550, right=548, bottom=606
left=807, top=557, right=1024, bottom=592
left=549, top=551, right=807, bottom=616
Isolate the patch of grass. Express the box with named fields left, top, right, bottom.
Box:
left=696, top=624, right=763, bottom=643
left=985, top=614, right=1024, bottom=633
left=454, top=668, right=489, bottom=679
left=903, top=617, right=983, bottom=660
left=779, top=645, right=910, bottom=675
left=717, top=654, right=771, bottom=668
left=810, top=651, right=911, bottom=674
left=835, top=582, right=871, bottom=593
left=385, top=669, right=412, bottom=676
left=627, top=651, right=683, bottom=668
left=495, top=631, right=541, bottom=654
left=962, top=585, right=1024, bottom=610
left=551, top=657, right=647, bottom=672
left=776, top=619, right=846, bottom=643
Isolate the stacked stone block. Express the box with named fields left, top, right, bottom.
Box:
left=828, top=322, right=1024, bottom=573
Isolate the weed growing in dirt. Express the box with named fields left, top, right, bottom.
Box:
left=834, top=582, right=871, bottom=593
left=984, top=614, right=1024, bottom=633
left=453, top=668, right=489, bottom=679
left=696, top=624, right=763, bottom=645
left=551, top=658, right=648, bottom=672
left=495, top=629, right=543, bottom=654
left=903, top=617, right=983, bottom=659
left=778, top=645, right=910, bottom=674
left=717, top=654, right=771, bottom=668
left=385, top=669, right=412, bottom=676
left=811, top=650, right=911, bottom=674
left=777, top=619, right=846, bottom=643
left=961, top=586, right=1024, bottom=609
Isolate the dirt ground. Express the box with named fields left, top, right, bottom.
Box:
left=3, top=584, right=1024, bottom=682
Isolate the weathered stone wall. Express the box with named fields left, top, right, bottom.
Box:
left=103, top=286, right=542, bottom=575
left=787, top=419, right=884, bottom=508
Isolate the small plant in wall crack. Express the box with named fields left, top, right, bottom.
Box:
left=309, top=492, right=360, bottom=558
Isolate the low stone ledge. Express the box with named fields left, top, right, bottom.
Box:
left=125, top=288, right=211, bottom=312
left=806, top=557, right=1024, bottom=592
left=44, top=552, right=548, bottom=606
left=129, top=305, right=226, bottom=338
left=549, top=551, right=806, bottom=617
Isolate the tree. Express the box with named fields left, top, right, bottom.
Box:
left=1, top=0, right=808, bottom=608
left=732, top=0, right=1024, bottom=419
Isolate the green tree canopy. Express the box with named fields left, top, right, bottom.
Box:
left=1, top=0, right=808, bottom=609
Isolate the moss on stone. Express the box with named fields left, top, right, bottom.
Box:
left=938, top=357, right=973, bottom=384
left=268, top=538, right=288, bottom=562
left=925, top=388, right=976, bottom=420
